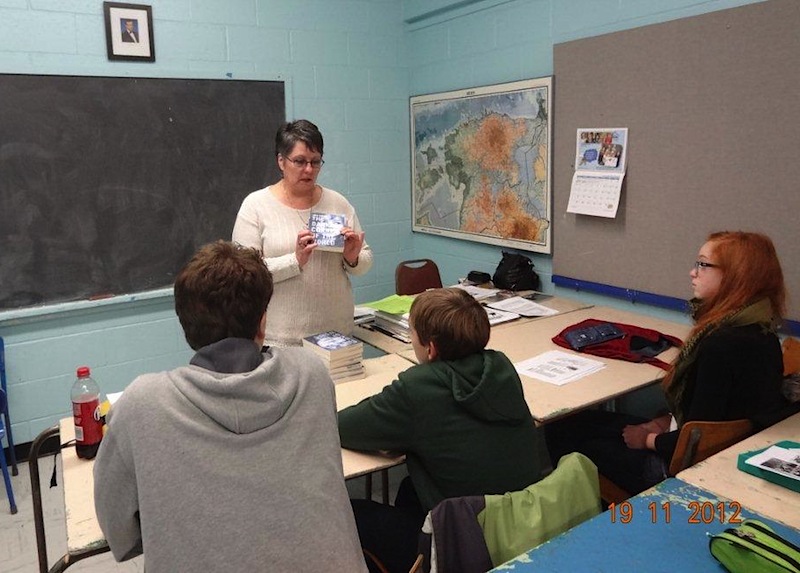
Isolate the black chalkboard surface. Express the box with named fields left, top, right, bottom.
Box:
left=0, top=75, right=284, bottom=311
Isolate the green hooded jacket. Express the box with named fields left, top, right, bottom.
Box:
left=338, top=350, right=551, bottom=511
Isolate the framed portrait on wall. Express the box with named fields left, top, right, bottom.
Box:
left=103, top=2, right=155, bottom=62
left=410, top=77, right=553, bottom=254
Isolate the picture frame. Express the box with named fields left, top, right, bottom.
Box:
left=103, top=2, right=155, bottom=62
left=410, top=77, right=553, bottom=254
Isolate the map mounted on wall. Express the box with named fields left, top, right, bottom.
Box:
left=410, top=77, right=552, bottom=254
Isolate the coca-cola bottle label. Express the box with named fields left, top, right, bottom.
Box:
left=73, top=397, right=103, bottom=445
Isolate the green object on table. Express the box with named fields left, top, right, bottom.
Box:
left=363, top=294, right=415, bottom=315
left=737, top=440, right=800, bottom=494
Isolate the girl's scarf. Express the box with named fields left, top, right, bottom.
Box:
left=665, top=297, right=776, bottom=426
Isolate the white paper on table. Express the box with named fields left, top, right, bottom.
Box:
left=485, top=307, right=521, bottom=326
left=354, top=306, right=376, bottom=325
left=452, top=284, right=501, bottom=300
left=514, top=350, right=605, bottom=386
left=566, top=171, right=625, bottom=218
left=744, top=445, right=800, bottom=483
left=486, top=296, right=558, bottom=317
left=107, top=391, right=124, bottom=406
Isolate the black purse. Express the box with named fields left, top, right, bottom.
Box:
left=492, top=251, right=540, bottom=291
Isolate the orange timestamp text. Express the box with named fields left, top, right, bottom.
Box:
left=609, top=500, right=743, bottom=524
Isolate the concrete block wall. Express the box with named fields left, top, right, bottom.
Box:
left=0, top=0, right=409, bottom=443
left=0, top=0, right=765, bottom=444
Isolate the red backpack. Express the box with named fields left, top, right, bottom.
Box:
left=553, top=318, right=683, bottom=370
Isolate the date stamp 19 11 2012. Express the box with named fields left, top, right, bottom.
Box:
left=609, top=500, right=743, bottom=524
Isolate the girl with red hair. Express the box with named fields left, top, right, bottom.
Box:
left=546, top=231, right=790, bottom=495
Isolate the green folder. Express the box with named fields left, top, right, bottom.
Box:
left=737, top=440, right=800, bottom=493
left=362, top=294, right=415, bottom=315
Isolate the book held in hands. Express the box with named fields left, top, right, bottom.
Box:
left=303, top=331, right=365, bottom=382
left=309, top=212, right=346, bottom=252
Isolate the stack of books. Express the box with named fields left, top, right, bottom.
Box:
left=302, top=331, right=365, bottom=383
left=372, top=311, right=411, bottom=343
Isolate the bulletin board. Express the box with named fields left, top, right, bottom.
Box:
left=552, top=0, right=799, bottom=322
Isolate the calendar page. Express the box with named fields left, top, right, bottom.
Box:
left=568, top=127, right=628, bottom=218
left=567, top=171, right=625, bottom=218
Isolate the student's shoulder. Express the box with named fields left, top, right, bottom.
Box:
left=270, top=346, right=333, bottom=386
left=702, top=323, right=780, bottom=358
left=108, top=371, right=172, bottom=419
left=705, top=322, right=776, bottom=345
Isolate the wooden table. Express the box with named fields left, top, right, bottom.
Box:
left=398, top=305, right=689, bottom=423
left=30, top=353, right=413, bottom=573
left=491, top=478, right=800, bottom=572
left=356, top=294, right=592, bottom=356
left=337, top=354, right=410, bottom=479
left=677, top=411, right=800, bottom=529
left=484, top=306, right=689, bottom=422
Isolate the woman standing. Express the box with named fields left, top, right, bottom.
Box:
left=546, top=231, right=789, bottom=494
left=232, top=120, right=372, bottom=347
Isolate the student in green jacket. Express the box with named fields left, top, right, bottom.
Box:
left=339, top=287, right=550, bottom=573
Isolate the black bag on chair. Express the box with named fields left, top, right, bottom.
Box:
left=492, top=251, right=539, bottom=291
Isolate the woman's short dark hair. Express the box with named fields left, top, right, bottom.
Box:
left=174, top=241, right=273, bottom=350
left=275, top=119, right=324, bottom=158
left=410, top=288, right=490, bottom=361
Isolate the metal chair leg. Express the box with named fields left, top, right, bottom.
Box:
left=30, top=425, right=60, bottom=573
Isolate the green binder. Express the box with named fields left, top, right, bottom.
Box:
left=737, top=440, right=800, bottom=494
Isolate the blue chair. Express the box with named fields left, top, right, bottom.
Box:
left=0, top=337, right=17, bottom=476
left=0, top=389, right=17, bottom=513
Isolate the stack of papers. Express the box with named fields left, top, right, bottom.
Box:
left=452, top=284, right=500, bottom=301
left=486, top=296, right=558, bottom=317
left=354, top=306, right=375, bottom=325
left=303, top=331, right=366, bottom=383
left=745, top=445, right=800, bottom=483
left=514, top=350, right=605, bottom=385
left=485, top=307, right=520, bottom=326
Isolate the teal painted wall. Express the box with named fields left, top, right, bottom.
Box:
left=0, top=0, right=408, bottom=443
left=0, top=0, right=767, bottom=443
left=404, top=0, right=767, bottom=296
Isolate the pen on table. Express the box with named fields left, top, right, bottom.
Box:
left=368, top=324, right=409, bottom=343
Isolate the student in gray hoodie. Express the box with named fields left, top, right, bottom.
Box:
left=339, top=288, right=551, bottom=572
left=94, top=240, right=367, bottom=573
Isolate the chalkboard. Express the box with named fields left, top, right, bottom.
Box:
left=552, top=0, right=800, bottom=321
left=0, top=75, right=284, bottom=312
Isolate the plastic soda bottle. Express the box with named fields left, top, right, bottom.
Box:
left=71, top=366, right=103, bottom=459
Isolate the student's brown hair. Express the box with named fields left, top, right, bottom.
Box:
left=409, top=288, right=490, bottom=361
left=174, top=241, right=273, bottom=350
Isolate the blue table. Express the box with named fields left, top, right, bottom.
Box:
left=492, top=478, right=800, bottom=572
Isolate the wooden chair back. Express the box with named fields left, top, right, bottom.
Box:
left=599, top=418, right=753, bottom=505
left=395, top=259, right=443, bottom=295
left=667, top=418, right=753, bottom=476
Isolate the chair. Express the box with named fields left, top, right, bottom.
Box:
left=0, top=337, right=17, bottom=476
left=395, top=259, right=443, bottom=295
left=599, top=418, right=754, bottom=504
left=0, top=389, right=17, bottom=514
left=418, top=452, right=601, bottom=573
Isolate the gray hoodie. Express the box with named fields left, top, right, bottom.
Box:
left=94, top=338, right=367, bottom=572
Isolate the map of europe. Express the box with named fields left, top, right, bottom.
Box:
left=411, top=84, right=551, bottom=253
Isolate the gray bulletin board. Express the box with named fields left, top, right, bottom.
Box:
left=552, top=0, right=799, bottom=323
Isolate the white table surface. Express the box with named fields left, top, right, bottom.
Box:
left=677, top=411, right=800, bottom=529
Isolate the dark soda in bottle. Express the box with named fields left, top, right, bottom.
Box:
left=71, top=366, right=103, bottom=459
